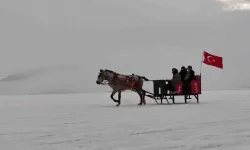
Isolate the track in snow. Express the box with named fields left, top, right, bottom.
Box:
left=1, top=90, right=250, bottom=150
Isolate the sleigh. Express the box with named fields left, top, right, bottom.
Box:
left=145, top=75, right=201, bottom=104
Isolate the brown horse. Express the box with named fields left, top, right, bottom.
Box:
left=96, top=69, right=149, bottom=106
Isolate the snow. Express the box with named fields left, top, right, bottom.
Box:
left=1, top=90, right=250, bottom=150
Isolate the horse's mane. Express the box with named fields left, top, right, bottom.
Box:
left=105, top=69, right=115, bottom=73
left=105, top=69, right=131, bottom=77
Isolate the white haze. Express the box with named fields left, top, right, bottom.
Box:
left=0, top=0, right=250, bottom=94
left=217, top=0, right=250, bottom=11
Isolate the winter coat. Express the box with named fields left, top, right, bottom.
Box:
left=184, top=70, right=195, bottom=82
left=179, top=69, right=187, bottom=81
left=170, top=73, right=182, bottom=89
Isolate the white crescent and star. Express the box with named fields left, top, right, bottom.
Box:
left=207, top=56, right=215, bottom=63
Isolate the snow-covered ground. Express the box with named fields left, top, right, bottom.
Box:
left=1, top=90, right=250, bottom=150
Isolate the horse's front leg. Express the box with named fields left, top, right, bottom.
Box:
left=110, top=90, right=119, bottom=104
left=116, top=91, right=121, bottom=107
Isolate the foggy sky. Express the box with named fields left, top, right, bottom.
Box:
left=0, top=0, right=250, bottom=94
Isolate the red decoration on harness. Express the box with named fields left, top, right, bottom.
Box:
left=129, top=80, right=134, bottom=88
left=127, top=76, right=134, bottom=88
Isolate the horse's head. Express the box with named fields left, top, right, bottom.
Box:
left=96, top=69, right=105, bottom=84
left=96, top=69, right=114, bottom=84
left=96, top=69, right=116, bottom=85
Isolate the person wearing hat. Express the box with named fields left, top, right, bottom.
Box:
left=184, top=65, right=195, bottom=82
left=183, top=65, right=195, bottom=94
left=165, top=68, right=182, bottom=94
left=179, top=66, right=187, bottom=82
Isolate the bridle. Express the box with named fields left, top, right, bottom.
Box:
left=98, top=70, right=115, bottom=85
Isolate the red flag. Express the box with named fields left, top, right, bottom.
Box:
left=203, top=51, right=223, bottom=69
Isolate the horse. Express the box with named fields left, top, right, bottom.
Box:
left=96, top=69, right=149, bottom=107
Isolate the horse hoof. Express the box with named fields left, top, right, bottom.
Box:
left=116, top=104, right=120, bottom=107
left=138, top=103, right=142, bottom=106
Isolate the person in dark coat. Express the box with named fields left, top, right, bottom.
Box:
left=185, top=65, right=195, bottom=82
left=179, top=66, right=187, bottom=82
left=165, top=68, right=181, bottom=94
left=182, top=65, right=195, bottom=94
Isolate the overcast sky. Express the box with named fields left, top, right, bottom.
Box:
left=0, top=0, right=250, bottom=94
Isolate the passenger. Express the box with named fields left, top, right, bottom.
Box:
left=165, top=68, right=181, bottom=94
left=179, top=66, right=187, bottom=81
left=185, top=65, right=195, bottom=82
left=183, top=65, right=195, bottom=94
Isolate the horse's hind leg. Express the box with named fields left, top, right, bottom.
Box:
left=136, top=91, right=143, bottom=105
left=142, top=90, right=146, bottom=105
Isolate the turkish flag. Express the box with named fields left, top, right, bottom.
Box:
left=203, top=51, right=223, bottom=69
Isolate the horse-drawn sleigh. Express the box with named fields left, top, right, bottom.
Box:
left=96, top=69, right=201, bottom=107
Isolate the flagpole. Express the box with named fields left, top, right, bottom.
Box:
left=200, top=50, right=204, bottom=76
left=200, top=50, right=204, bottom=94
